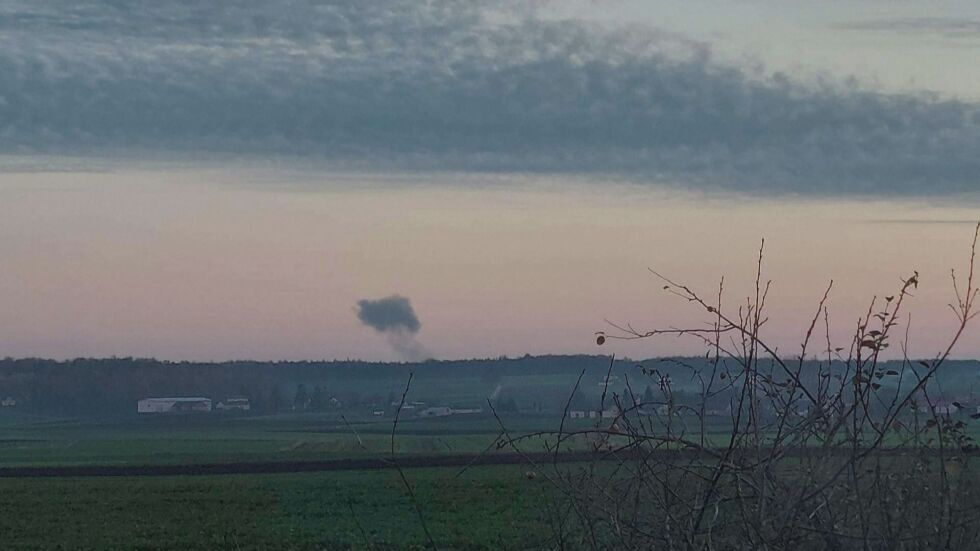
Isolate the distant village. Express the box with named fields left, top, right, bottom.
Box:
left=137, top=396, right=250, bottom=414
left=0, top=386, right=975, bottom=421
left=2, top=356, right=979, bottom=422
left=128, top=392, right=979, bottom=421
left=134, top=395, right=486, bottom=418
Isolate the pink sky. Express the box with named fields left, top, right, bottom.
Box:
left=1, top=167, right=977, bottom=361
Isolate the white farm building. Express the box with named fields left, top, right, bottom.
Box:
left=137, top=397, right=212, bottom=414
left=215, top=396, right=250, bottom=411
left=418, top=406, right=452, bottom=418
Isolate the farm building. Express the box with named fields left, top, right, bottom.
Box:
left=597, top=375, right=619, bottom=387
left=601, top=406, right=620, bottom=419
left=920, top=401, right=959, bottom=415
left=1, top=396, right=16, bottom=407
left=215, top=396, right=250, bottom=411
left=418, top=406, right=452, bottom=417
left=569, top=408, right=618, bottom=419
left=137, top=397, right=212, bottom=414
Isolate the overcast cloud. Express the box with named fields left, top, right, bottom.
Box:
left=837, top=17, right=980, bottom=38
left=2, top=0, right=979, bottom=196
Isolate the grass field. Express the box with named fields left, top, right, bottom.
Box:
left=0, top=410, right=583, bottom=467
left=0, top=465, right=553, bottom=550
left=5, top=408, right=980, bottom=549
left=0, top=406, right=809, bottom=469
left=0, top=411, right=570, bottom=549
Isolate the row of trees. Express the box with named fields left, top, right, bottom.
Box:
left=2, top=354, right=978, bottom=417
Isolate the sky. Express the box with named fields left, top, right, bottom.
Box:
left=1, top=1, right=979, bottom=361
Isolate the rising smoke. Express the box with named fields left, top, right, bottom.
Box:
left=355, top=295, right=433, bottom=361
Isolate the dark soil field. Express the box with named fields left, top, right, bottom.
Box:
left=0, top=450, right=599, bottom=478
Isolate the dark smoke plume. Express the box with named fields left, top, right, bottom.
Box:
left=356, top=295, right=432, bottom=361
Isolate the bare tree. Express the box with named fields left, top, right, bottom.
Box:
left=504, top=223, right=980, bottom=550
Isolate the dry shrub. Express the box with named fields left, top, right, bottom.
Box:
left=501, top=223, right=980, bottom=550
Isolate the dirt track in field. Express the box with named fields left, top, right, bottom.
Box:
left=0, top=451, right=601, bottom=478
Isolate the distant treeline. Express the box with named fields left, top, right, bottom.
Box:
left=0, top=356, right=977, bottom=416
left=0, top=355, right=620, bottom=415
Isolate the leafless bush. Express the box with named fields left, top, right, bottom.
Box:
left=501, top=223, right=980, bottom=550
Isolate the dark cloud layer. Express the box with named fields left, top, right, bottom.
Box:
left=2, top=1, right=980, bottom=196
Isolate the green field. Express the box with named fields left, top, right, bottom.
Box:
left=7, top=403, right=969, bottom=549
left=0, top=410, right=583, bottom=467
left=0, top=411, right=575, bottom=549
left=0, top=465, right=553, bottom=550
